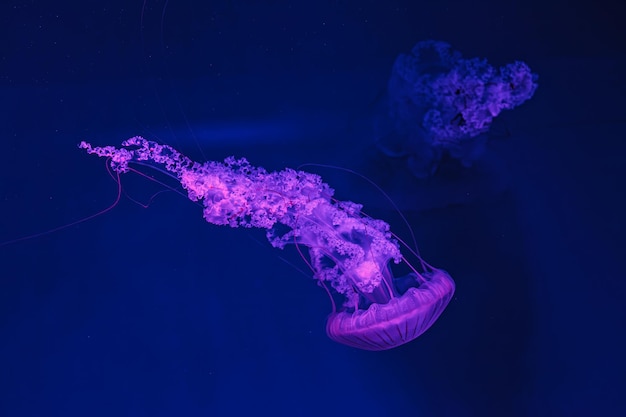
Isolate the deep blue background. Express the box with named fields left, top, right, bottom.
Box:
left=1, top=1, right=624, bottom=416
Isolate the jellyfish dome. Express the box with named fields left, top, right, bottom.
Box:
left=80, top=137, right=455, bottom=350
left=326, top=269, right=454, bottom=350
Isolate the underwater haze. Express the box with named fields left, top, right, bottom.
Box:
left=1, top=1, right=624, bottom=416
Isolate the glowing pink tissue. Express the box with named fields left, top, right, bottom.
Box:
left=80, top=137, right=455, bottom=350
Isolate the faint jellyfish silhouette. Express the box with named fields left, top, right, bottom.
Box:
left=80, top=137, right=454, bottom=350
left=380, top=40, right=538, bottom=178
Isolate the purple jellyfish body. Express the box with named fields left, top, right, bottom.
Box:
left=327, top=269, right=454, bottom=350
left=380, top=40, right=538, bottom=178
left=80, top=137, right=454, bottom=350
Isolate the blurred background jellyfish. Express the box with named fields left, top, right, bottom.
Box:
left=80, top=137, right=455, bottom=351
left=378, top=40, right=538, bottom=178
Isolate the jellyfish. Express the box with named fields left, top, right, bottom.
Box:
left=379, top=40, right=538, bottom=178
left=80, top=136, right=454, bottom=350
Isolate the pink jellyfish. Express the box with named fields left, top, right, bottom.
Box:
left=80, top=137, right=455, bottom=350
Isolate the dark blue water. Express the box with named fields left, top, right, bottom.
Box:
left=1, top=1, right=624, bottom=416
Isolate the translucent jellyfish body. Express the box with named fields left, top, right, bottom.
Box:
left=381, top=40, right=538, bottom=178
left=81, top=137, right=454, bottom=350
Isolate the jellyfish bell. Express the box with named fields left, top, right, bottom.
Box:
left=326, top=267, right=455, bottom=351
left=293, top=205, right=456, bottom=351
